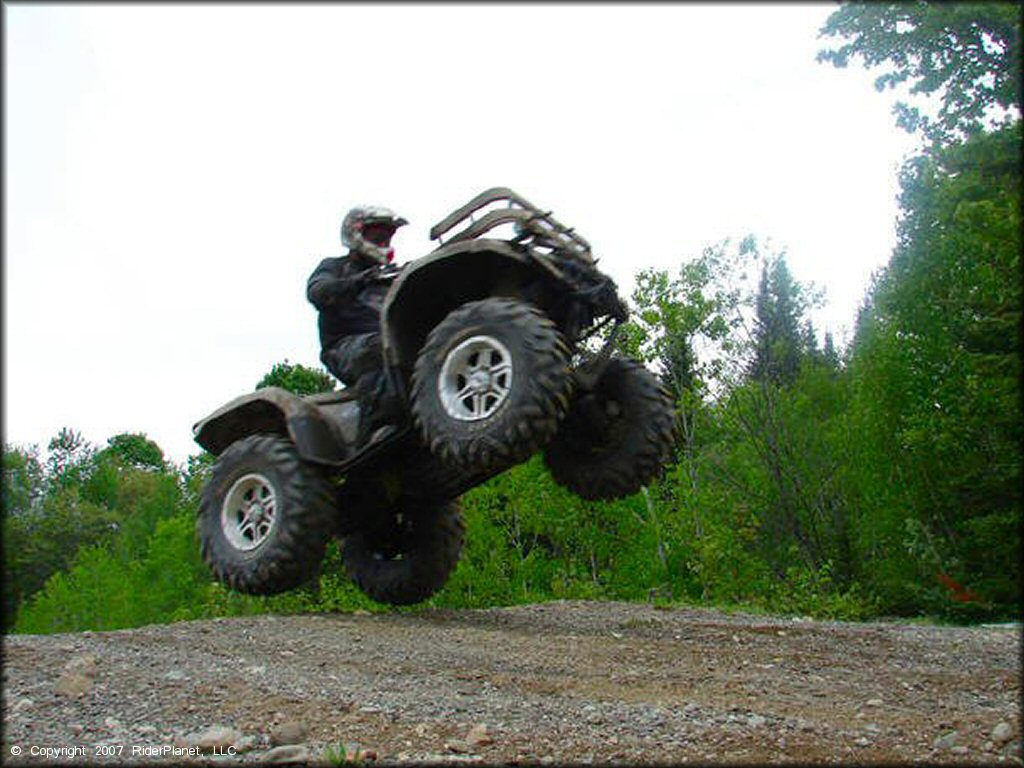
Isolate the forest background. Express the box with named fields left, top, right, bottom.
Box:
left=4, top=3, right=1020, bottom=633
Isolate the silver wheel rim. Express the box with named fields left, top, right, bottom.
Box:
left=221, top=473, right=278, bottom=552
left=438, top=335, right=513, bottom=421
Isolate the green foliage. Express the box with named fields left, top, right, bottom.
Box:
left=624, top=240, right=748, bottom=395
left=765, top=561, right=879, bottom=621
left=257, top=359, right=336, bottom=395
left=102, top=433, right=166, bottom=471
left=16, top=513, right=209, bottom=633
left=3, top=482, right=121, bottom=628
left=3, top=427, right=195, bottom=629
left=3, top=444, right=44, bottom=516
left=45, top=427, right=96, bottom=491
left=844, top=123, right=1021, bottom=618
left=747, top=255, right=809, bottom=386
left=818, top=2, right=1022, bottom=144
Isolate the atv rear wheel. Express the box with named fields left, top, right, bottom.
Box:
left=411, top=298, right=572, bottom=473
left=544, top=357, right=677, bottom=500
left=342, top=500, right=465, bottom=605
left=198, top=434, right=335, bottom=595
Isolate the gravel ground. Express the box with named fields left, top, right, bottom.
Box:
left=2, top=600, right=1020, bottom=765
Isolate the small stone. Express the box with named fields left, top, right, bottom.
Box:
left=747, top=714, right=767, bottom=728
left=55, top=673, right=93, bottom=697
left=195, top=725, right=244, bottom=753
left=855, top=737, right=871, bottom=747
left=270, top=721, right=308, bottom=746
left=12, top=697, right=35, bottom=712
left=467, top=724, right=494, bottom=746
left=65, top=654, right=99, bottom=677
left=263, top=745, right=310, bottom=763
left=992, top=722, right=1014, bottom=744
left=983, top=741, right=994, bottom=752
left=104, top=717, right=123, bottom=730
left=951, top=746, right=968, bottom=755
left=865, top=699, right=883, bottom=707
left=236, top=736, right=258, bottom=754
left=934, top=731, right=959, bottom=750
left=163, top=670, right=187, bottom=682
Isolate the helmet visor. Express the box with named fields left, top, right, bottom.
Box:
left=362, top=221, right=397, bottom=247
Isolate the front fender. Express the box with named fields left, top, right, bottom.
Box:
left=380, top=239, right=562, bottom=372
left=192, top=387, right=353, bottom=465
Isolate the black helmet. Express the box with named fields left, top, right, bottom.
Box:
left=341, top=205, right=409, bottom=264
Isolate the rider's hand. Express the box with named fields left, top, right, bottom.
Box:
left=353, top=268, right=378, bottom=290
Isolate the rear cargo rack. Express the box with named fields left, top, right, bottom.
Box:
left=429, top=187, right=594, bottom=263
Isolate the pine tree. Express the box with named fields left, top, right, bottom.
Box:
left=747, top=257, right=803, bottom=386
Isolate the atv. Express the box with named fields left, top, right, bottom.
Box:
left=192, top=187, right=677, bottom=605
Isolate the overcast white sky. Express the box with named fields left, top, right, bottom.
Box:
left=5, top=3, right=920, bottom=467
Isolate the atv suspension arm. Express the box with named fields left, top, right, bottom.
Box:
left=573, top=321, right=624, bottom=391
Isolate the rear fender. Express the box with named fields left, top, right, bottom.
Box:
left=381, top=239, right=563, bottom=372
left=192, top=387, right=355, bottom=465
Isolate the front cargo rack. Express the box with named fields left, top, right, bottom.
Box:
left=429, top=187, right=594, bottom=263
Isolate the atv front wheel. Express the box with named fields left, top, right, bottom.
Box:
left=198, top=434, right=335, bottom=595
left=544, top=357, right=677, bottom=500
left=342, top=500, right=466, bottom=605
left=411, top=298, right=572, bottom=473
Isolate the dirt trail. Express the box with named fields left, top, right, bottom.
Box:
left=3, top=601, right=1020, bottom=764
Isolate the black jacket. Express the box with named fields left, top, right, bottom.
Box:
left=306, top=254, right=387, bottom=349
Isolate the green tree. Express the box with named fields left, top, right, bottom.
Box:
left=3, top=427, right=189, bottom=629
left=623, top=242, right=753, bottom=549
left=747, top=255, right=807, bottom=386
left=625, top=240, right=749, bottom=395
left=101, top=433, right=166, bottom=472
left=818, top=2, right=1022, bottom=144
left=3, top=444, right=44, bottom=517
left=845, top=123, right=1021, bottom=615
left=45, top=428, right=96, bottom=491
left=3, top=482, right=120, bottom=627
left=821, top=331, right=841, bottom=371
left=256, top=359, right=336, bottom=395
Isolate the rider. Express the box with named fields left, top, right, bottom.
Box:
left=307, top=205, right=408, bottom=446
